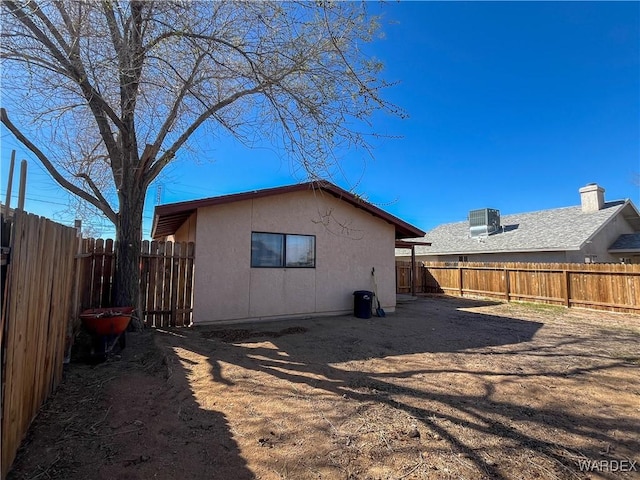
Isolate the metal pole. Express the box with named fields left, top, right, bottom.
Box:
left=3, top=151, right=16, bottom=217
left=17, top=159, right=27, bottom=211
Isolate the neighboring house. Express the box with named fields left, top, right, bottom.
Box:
left=152, top=181, right=424, bottom=325
left=0, top=203, right=15, bottom=218
left=396, top=184, right=640, bottom=264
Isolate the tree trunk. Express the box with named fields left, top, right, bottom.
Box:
left=112, top=185, right=144, bottom=329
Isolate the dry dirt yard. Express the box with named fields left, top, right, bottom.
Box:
left=7, top=296, right=640, bottom=480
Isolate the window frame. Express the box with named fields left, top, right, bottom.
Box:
left=250, top=231, right=316, bottom=269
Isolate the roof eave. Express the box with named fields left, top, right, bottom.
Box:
left=396, top=240, right=432, bottom=249
left=398, top=246, right=582, bottom=256
left=151, top=181, right=425, bottom=239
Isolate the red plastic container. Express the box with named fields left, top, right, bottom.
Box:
left=80, top=307, right=134, bottom=336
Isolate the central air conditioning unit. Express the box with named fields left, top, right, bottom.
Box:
left=469, top=208, right=501, bottom=238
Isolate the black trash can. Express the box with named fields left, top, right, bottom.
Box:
left=353, top=290, right=374, bottom=319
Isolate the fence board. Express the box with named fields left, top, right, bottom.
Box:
left=400, top=261, right=640, bottom=314
left=91, top=239, right=104, bottom=307
left=101, top=239, right=114, bottom=306
left=176, top=244, right=187, bottom=327
left=163, top=242, right=173, bottom=327
left=140, top=240, right=151, bottom=326
left=184, top=242, right=195, bottom=326
left=171, top=243, right=186, bottom=327
left=29, top=219, right=53, bottom=423
left=2, top=213, right=31, bottom=475
left=154, top=242, right=166, bottom=327
left=79, top=238, right=94, bottom=311
left=146, top=241, right=158, bottom=327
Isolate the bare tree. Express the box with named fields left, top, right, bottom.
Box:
left=1, top=0, right=402, bottom=313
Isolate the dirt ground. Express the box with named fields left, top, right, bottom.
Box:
left=7, top=296, right=640, bottom=480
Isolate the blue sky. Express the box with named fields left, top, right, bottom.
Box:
left=1, top=1, right=639, bottom=239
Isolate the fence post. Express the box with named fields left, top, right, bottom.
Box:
left=4, top=150, right=15, bottom=218
left=564, top=270, right=571, bottom=307
left=411, top=246, right=416, bottom=297
left=69, top=220, right=83, bottom=361
left=395, top=264, right=399, bottom=293
left=458, top=265, right=463, bottom=297
left=504, top=266, right=510, bottom=301
left=17, top=160, right=27, bottom=211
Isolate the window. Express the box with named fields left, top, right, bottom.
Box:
left=251, top=232, right=315, bottom=268
left=584, top=255, right=597, bottom=264
left=285, top=234, right=315, bottom=267
left=458, top=255, right=468, bottom=262
left=251, top=232, right=284, bottom=267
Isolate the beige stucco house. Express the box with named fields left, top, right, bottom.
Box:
left=396, top=184, right=640, bottom=264
left=152, top=181, right=424, bottom=325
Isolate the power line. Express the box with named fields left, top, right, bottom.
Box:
left=0, top=191, right=71, bottom=208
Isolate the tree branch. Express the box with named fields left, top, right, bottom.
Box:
left=143, top=82, right=269, bottom=185
left=1, top=108, right=117, bottom=223
left=52, top=0, right=79, bottom=59
left=101, top=1, right=123, bottom=54
left=73, top=172, right=112, bottom=212
left=0, top=51, right=67, bottom=76
left=149, top=53, right=206, bottom=158
left=3, top=1, right=125, bottom=164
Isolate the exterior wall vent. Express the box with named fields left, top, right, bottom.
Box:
left=469, top=208, right=501, bottom=237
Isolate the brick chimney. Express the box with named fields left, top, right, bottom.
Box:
left=579, top=183, right=605, bottom=212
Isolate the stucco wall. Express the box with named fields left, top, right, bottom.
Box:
left=579, top=212, right=635, bottom=263
left=192, top=190, right=396, bottom=324
left=172, top=212, right=197, bottom=243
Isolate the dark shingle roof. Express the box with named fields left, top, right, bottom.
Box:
left=609, top=233, right=640, bottom=253
left=400, top=200, right=634, bottom=256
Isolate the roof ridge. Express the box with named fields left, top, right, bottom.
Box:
left=429, top=200, right=628, bottom=230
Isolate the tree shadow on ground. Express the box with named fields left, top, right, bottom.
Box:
left=156, top=296, right=640, bottom=479
left=7, top=330, right=255, bottom=480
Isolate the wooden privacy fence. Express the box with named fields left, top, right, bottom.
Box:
left=141, top=240, right=195, bottom=328
left=77, top=239, right=195, bottom=327
left=2, top=226, right=195, bottom=478
left=1, top=212, right=78, bottom=479
left=397, top=261, right=640, bottom=314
